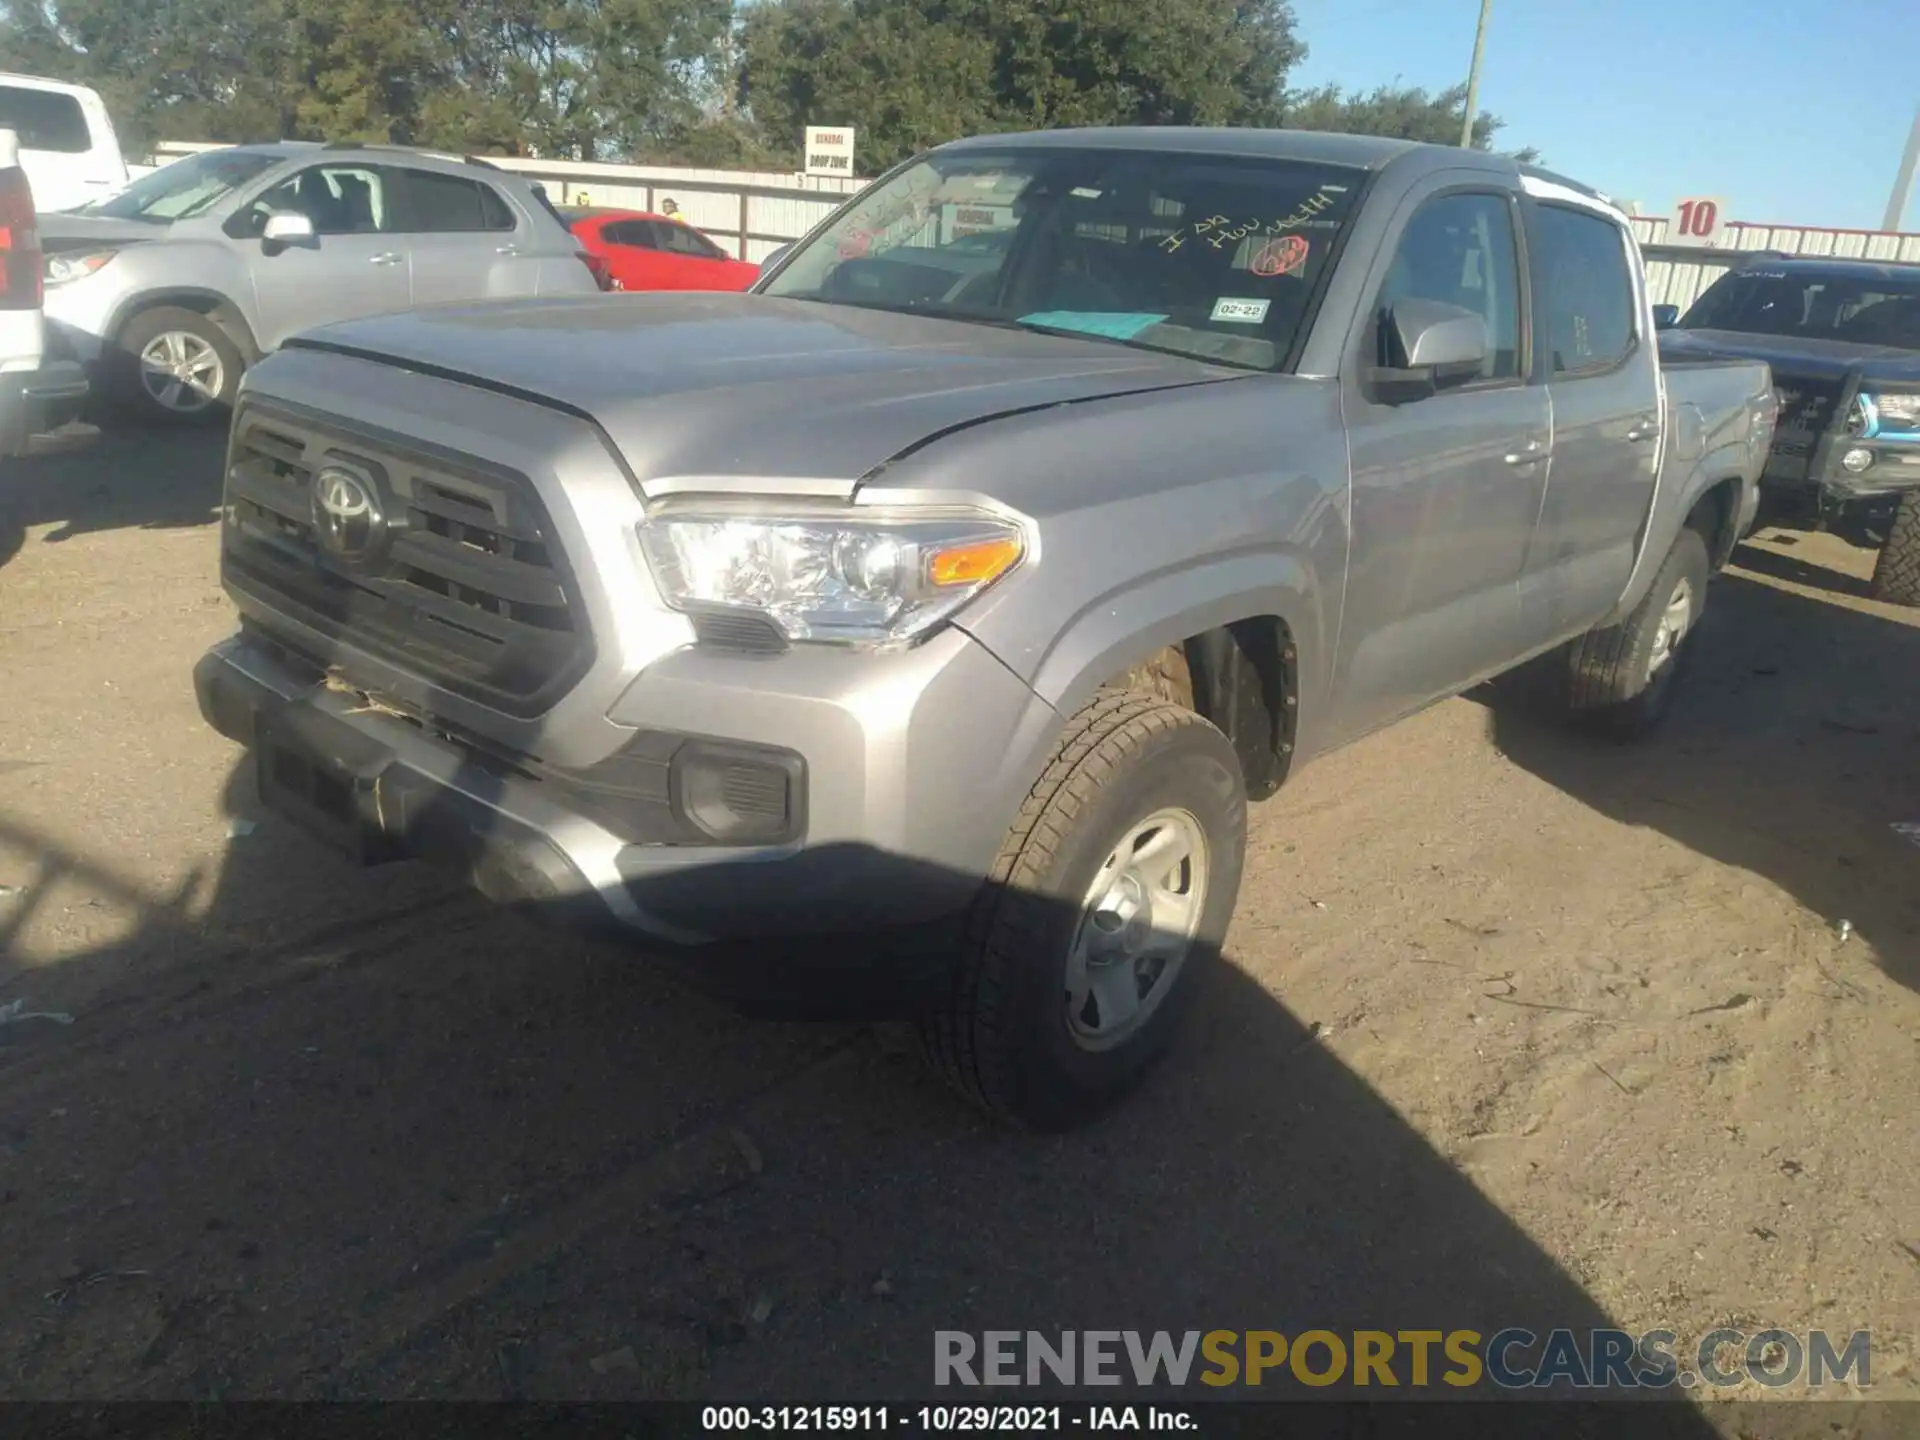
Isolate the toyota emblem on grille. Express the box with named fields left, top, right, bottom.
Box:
left=311, top=466, right=384, bottom=562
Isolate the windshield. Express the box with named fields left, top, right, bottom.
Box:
left=759, top=147, right=1365, bottom=372
left=78, top=150, right=281, bottom=224
left=1679, top=269, right=1920, bottom=351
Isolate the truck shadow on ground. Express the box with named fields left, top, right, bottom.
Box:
left=1471, top=568, right=1920, bottom=992
left=1728, top=532, right=1876, bottom=601
left=0, top=763, right=1716, bottom=1426
left=0, top=423, right=224, bottom=571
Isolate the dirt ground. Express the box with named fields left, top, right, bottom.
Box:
left=2, top=428, right=1917, bottom=1428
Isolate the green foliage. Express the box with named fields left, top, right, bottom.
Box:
left=0, top=0, right=1532, bottom=171
left=1282, top=81, right=1540, bottom=163
left=737, top=0, right=1304, bottom=173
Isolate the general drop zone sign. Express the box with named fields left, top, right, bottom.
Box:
left=805, top=127, right=856, bottom=179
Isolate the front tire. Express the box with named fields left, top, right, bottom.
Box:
left=1869, top=490, right=1920, bottom=609
left=920, top=691, right=1247, bottom=1130
left=1564, top=524, right=1711, bottom=740
left=109, top=307, right=244, bottom=426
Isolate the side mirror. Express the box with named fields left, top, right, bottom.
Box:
left=759, top=243, right=791, bottom=271
left=261, top=210, right=316, bottom=249
left=1368, top=298, right=1488, bottom=402
left=1652, top=304, right=1680, bottom=330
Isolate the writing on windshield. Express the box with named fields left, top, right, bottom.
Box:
left=761, top=149, right=1363, bottom=372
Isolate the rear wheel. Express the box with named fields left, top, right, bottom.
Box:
left=1869, top=490, right=1920, bottom=609
left=1563, top=525, right=1711, bottom=740
left=109, top=307, right=244, bottom=426
left=920, top=691, right=1247, bottom=1130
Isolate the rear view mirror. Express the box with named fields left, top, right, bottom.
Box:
left=1368, top=298, right=1488, bottom=402
left=1651, top=304, right=1680, bottom=330
left=262, top=210, right=316, bottom=248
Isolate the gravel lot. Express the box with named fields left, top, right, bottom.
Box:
left=2, top=428, right=1917, bottom=1428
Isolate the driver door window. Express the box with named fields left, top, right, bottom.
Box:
left=1374, top=191, right=1521, bottom=382
left=245, top=165, right=390, bottom=236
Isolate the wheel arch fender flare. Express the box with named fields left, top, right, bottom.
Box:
left=108, top=290, right=263, bottom=366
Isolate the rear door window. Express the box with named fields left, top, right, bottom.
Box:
left=604, top=220, right=659, bottom=248
left=0, top=85, right=90, bottom=153
left=392, top=170, right=518, bottom=233
left=1533, top=204, right=1637, bottom=375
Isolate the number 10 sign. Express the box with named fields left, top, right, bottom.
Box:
left=1667, top=196, right=1730, bottom=248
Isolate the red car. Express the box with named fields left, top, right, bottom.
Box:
left=561, top=207, right=761, bottom=293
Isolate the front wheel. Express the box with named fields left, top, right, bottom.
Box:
left=109, top=307, right=245, bottom=426
left=1563, top=525, right=1711, bottom=740
left=920, top=691, right=1247, bottom=1130
left=1869, top=490, right=1920, bottom=609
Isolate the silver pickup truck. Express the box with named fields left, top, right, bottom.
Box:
left=193, top=129, right=1774, bottom=1127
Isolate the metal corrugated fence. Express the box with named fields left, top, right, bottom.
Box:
left=1634, top=217, right=1920, bottom=312
left=146, top=142, right=1920, bottom=282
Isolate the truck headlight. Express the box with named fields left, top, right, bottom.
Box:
left=44, top=249, right=116, bottom=287
left=638, top=503, right=1026, bottom=645
left=1863, top=391, right=1920, bottom=436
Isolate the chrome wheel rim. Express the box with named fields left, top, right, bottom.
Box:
left=1648, top=576, right=1695, bottom=679
left=1064, top=808, right=1209, bottom=1052
left=139, top=331, right=224, bottom=413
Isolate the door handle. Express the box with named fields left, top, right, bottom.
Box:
left=1625, top=415, right=1660, bottom=442
left=495, top=245, right=522, bottom=255
left=1503, top=440, right=1543, bottom=467
left=369, top=252, right=404, bottom=266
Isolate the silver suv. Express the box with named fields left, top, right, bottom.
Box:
left=39, top=142, right=602, bottom=424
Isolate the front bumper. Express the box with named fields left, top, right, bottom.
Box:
left=195, top=626, right=1059, bottom=956
left=0, top=358, right=90, bottom=459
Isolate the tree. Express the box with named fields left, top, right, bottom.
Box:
left=1281, top=81, right=1539, bottom=162
left=422, top=0, right=735, bottom=159
left=0, top=0, right=734, bottom=158
left=738, top=0, right=1304, bottom=174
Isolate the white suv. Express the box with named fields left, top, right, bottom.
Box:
left=0, top=73, right=127, bottom=215
left=0, top=127, right=88, bottom=458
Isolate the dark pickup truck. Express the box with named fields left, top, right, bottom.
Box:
left=1656, top=256, right=1920, bottom=605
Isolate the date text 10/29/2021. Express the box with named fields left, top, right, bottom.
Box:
left=702, top=1408, right=1193, bottom=1432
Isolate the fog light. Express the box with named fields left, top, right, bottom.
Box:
left=669, top=741, right=805, bottom=844
left=1842, top=447, right=1875, bottom=474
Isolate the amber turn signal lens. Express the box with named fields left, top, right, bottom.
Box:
left=927, top=535, right=1023, bottom=588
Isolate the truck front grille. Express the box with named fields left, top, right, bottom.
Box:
left=1771, top=374, right=1845, bottom=442
left=1762, top=373, right=1848, bottom=482
left=221, top=402, right=592, bottom=716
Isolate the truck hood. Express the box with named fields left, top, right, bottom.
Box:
left=1660, top=327, right=1920, bottom=384
left=284, top=292, right=1241, bottom=488
left=37, top=213, right=170, bottom=250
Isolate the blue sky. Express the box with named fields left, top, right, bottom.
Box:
left=1287, top=0, right=1920, bottom=232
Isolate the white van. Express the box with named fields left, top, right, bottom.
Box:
left=0, top=74, right=126, bottom=214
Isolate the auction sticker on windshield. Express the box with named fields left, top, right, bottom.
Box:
left=1210, top=297, right=1271, bottom=324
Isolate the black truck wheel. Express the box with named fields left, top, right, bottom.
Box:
left=920, top=690, right=1246, bottom=1130
left=1563, top=524, right=1711, bottom=740
left=1869, top=490, right=1920, bottom=609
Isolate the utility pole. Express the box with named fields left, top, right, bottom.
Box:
left=1459, top=0, right=1492, bottom=150
left=1884, top=103, right=1920, bottom=233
